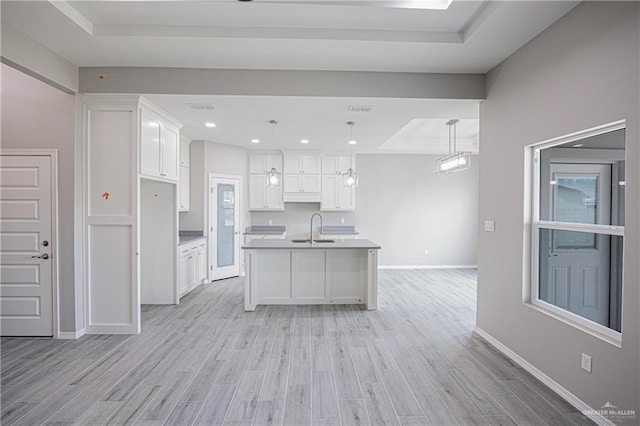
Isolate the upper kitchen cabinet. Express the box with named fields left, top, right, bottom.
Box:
left=178, top=135, right=191, bottom=212
left=140, top=108, right=180, bottom=182
left=284, top=154, right=321, bottom=174
left=249, top=154, right=282, bottom=174
left=248, top=153, right=284, bottom=211
left=321, top=154, right=356, bottom=211
left=283, top=152, right=322, bottom=202
left=322, top=155, right=352, bottom=175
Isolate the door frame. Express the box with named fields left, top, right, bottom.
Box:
left=0, top=149, right=60, bottom=338
left=207, top=173, right=243, bottom=281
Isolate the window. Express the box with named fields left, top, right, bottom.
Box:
left=531, top=122, right=625, bottom=344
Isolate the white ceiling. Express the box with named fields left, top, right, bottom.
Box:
left=146, top=95, right=480, bottom=153
left=2, top=0, right=579, bottom=154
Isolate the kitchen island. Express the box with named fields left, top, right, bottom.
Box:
left=242, top=239, right=381, bottom=311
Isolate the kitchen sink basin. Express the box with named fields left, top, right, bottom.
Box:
left=290, top=239, right=335, bottom=243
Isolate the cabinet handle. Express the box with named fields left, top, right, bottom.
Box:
left=160, top=173, right=167, bottom=177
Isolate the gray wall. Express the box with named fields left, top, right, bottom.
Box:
left=1, top=23, right=78, bottom=93
left=180, top=141, right=249, bottom=235
left=356, top=154, right=478, bottom=266
left=1, top=63, right=77, bottom=333
left=478, top=1, right=639, bottom=413
left=251, top=204, right=356, bottom=240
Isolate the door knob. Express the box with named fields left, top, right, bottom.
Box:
left=32, top=254, right=49, bottom=260
left=42, top=240, right=49, bottom=247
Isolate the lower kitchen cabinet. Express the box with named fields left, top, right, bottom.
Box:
left=179, top=238, right=208, bottom=298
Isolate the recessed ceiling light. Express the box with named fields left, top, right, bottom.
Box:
left=251, top=139, right=260, bottom=144
left=205, top=122, right=216, bottom=128
left=573, top=143, right=584, bottom=147
left=300, top=139, right=309, bottom=144
left=348, top=140, right=357, bottom=145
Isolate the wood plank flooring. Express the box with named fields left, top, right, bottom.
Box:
left=1, top=269, right=594, bottom=425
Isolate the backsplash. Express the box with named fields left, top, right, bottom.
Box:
left=250, top=203, right=356, bottom=239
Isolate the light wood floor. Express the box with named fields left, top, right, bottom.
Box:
left=1, top=269, right=594, bottom=425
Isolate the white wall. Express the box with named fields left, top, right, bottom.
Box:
left=356, top=154, right=478, bottom=266
left=478, top=1, right=639, bottom=413
left=1, top=63, right=78, bottom=333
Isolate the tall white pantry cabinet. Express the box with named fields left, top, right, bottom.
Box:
left=81, top=95, right=182, bottom=334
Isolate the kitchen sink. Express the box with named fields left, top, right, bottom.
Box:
left=290, top=239, right=335, bottom=243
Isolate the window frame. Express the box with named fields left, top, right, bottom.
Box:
left=529, top=120, right=625, bottom=346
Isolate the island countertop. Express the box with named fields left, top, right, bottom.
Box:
left=242, top=239, right=381, bottom=250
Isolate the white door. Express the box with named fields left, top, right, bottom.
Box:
left=209, top=176, right=241, bottom=280
left=542, top=163, right=612, bottom=325
left=0, top=155, right=54, bottom=336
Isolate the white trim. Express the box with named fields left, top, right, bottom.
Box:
left=531, top=120, right=626, bottom=150
left=378, top=264, right=477, bottom=270
left=0, top=149, right=60, bottom=339
left=473, top=327, right=615, bottom=426
left=85, top=324, right=139, bottom=335
left=47, top=0, right=94, bottom=35
left=534, top=221, right=624, bottom=237
left=58, top=329, right=85, bottom=340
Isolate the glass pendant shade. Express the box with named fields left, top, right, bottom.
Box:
left=436, top=118, right=470, bottom=175
left=266, top=167, right=281, bottom=186
left=436, top=151, right=470, bottom=174
left=343, top=168, right=359, bottom=187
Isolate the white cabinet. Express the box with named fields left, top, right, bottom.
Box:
left=322, top=155, right=352, bottom=175
left=179, top=165, right=190, bottom=212
left=249, top=154, right=284, bottom=211
left=249, top=174, right=284, bottom=211
left=321, top=175, right=355, bottom=211
left=321, top=155, right=355, bottom=211
left=283, top=153, right=322, bottom=202
left=180, top=137, right=190, bottom=166
left=284, top=154, right=321, bottom=174
left=140, top=109, right=180, bottom=182
left=249, top=155, right=282, bottom=174
left=179, top=238, right=208, bottom=298
left=197, top=242, right=207, bottom=281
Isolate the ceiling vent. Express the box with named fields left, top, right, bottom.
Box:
left=348, top=105, right=374, bottom=113
left=188, top=103, right=216, bottom=111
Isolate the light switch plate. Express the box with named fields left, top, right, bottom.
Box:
left=484, top=220, right=495, bottom=232
left=581, top=353, right=592, bottom=373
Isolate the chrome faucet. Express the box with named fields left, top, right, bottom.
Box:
left=310, top=212, right=323, bottom=243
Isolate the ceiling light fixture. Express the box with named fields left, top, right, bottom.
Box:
left=300, top=139, right=309, bottom=144
left=266, top=120, right=281, bottom=187
left=251, top=139, right=260, bottom=144
left=436, top=119, right=470, bottom=175
left=205, top=122, right=216, bottom=128
left=343, top=121, right=359, bottom=187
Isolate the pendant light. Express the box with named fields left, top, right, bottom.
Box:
left=436, top=119, right=470, bottom=174
left=343, top=121, right=359, bottom=187
left=266, top=120, right=281, bottom=186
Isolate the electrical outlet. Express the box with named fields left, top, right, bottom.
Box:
left=484, top=220, right=495, bottom=232
left=581, top=353, right=592, bottom=373
left=268, top=219, right=273, bottom=226
left=424, top=249, right=429, bottom=256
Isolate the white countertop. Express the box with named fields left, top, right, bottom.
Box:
left=242, top=239, right=380, bottom=250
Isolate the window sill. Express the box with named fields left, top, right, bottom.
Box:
left=525, top=300, right=622, bottom=348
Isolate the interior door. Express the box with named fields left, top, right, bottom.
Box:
left=209, top=176, right=240, bottom=280
left=0, top=155, right=54, bottom=336
left=542, top=163, right=611, bottom=325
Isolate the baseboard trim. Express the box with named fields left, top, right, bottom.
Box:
left=473, top=326, right=614, bottom=426
left=58, top=329, right=85, bottom=339
left=378, top=264, right=477, bottom=270
left=85, top=324, right=139, bottom=335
